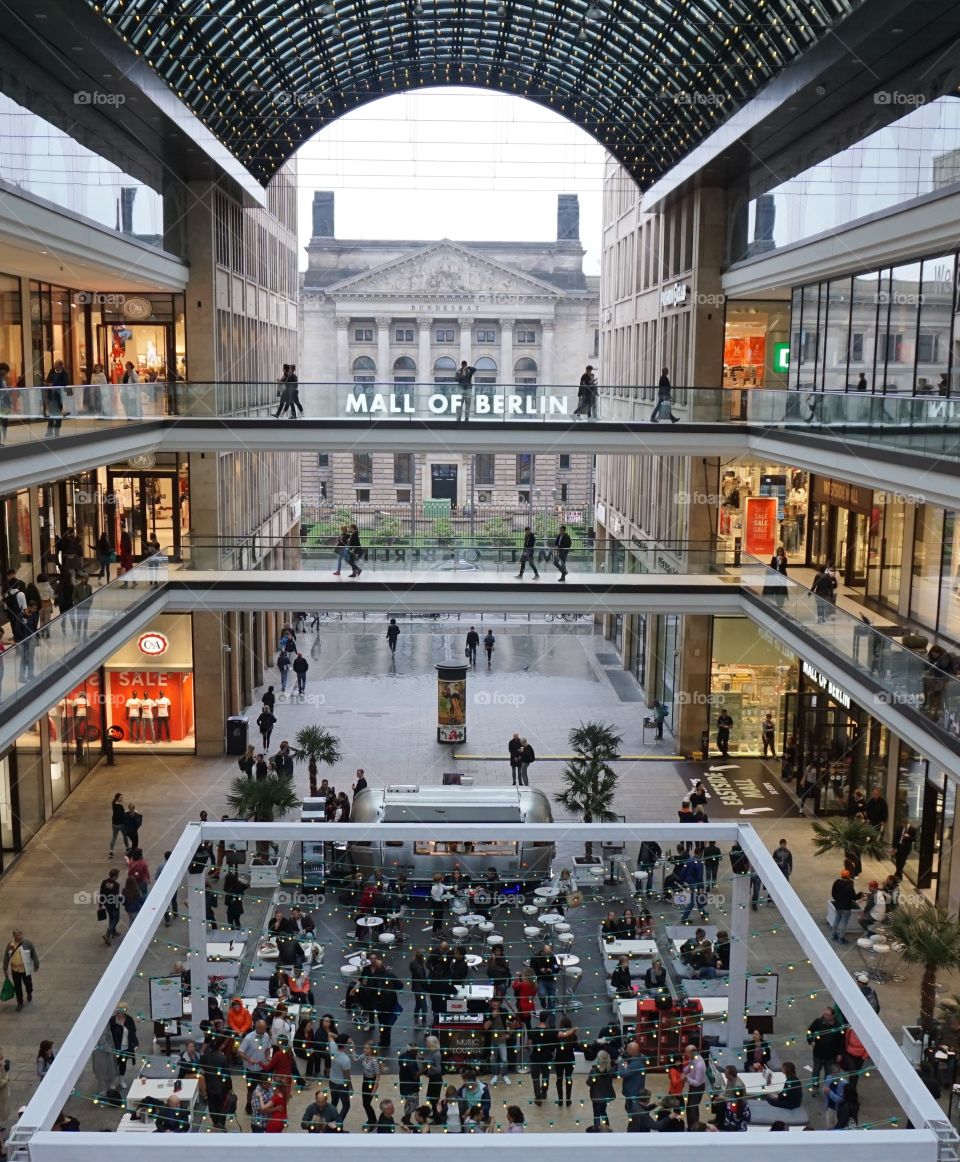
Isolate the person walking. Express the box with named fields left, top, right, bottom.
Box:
left=386, top=618, right=400, bottom=655
left=812, top=565, right=835, bottom=623
left=807, top=1007, right=844, bottom=1085
left=257, top=706, right=277, bottom=750
left=798, top=761, right=819, bottom=815
left=347, top=524, right=364, bottom=578
left=515, top=527, right=539, bottom=579
left=527, top=1011, right=554, bottom=1106
left=771, top=839, right=793, bottom=881
left=93, top=531, right=113, bottom=581
left=44, top=360, right=69, bottom=436
left=108, top=1007, right=139, bottom=1080
left=893, top=820, right=917, bottom=877
left=587, top=1049, right=616, bottom=1129
left=109, top=792, right=130, bottom=858
left=454, top=361, right=476, bottom=423
left=651, top=367, right=679, bottom=423
left=681, top=1042, right=706, bottom=1127
left=830, top=869, right=857, bottom=944
left=465, top=626, right=479, bottom=667
left=123, top=802, right=143, bottom=849
left=328, top=1034, right=354, bottom=1125
left=508, top=732, right=523, bottom=786
left=98, top=868, right=122, bottom=945
left=715, top=709, right=733, bottom=757
left=573, top=365, right=598, bottom=419
left=286, top=365, right=303, bottom=418
left=3, top=929, right=39, bottom=1010
left=276, top=646, right=292, bottom=692
left=333, top=526, right=350, bottom=576
left=553, top=525, right=572, bottom=582
left=274, top=365, right=294, bottom=419
left=864, top=787, right=889, bottom=832
left=292, top=653, right=309, bottom=696
left=483, top=629, right=495, bottom=666
left=518, top=738, right=535, bottom=787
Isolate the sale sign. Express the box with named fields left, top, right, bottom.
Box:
left=744, top=496, right=779, bottom=558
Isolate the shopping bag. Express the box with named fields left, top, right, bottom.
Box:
left=0, top=978, right=14, bottom=1002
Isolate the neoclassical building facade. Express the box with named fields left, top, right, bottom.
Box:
left=299, top=192, right=598, bottom=513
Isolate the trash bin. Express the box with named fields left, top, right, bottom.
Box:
left=226, top=715, right=248, bottom=755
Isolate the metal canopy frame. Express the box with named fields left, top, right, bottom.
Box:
left=12, top=820, right=951, bottom=1161
left=85, top=0, right=861, bottom=188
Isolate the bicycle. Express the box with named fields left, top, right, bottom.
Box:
left=420, top=612, right=450, bottom=621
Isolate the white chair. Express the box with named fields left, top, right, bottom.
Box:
left=478, top=920, right=495, bottom=935
left=562, top=967, right=583, bottom=1011
left=341, top=963, right=359, bottom=980
left=451, top=926, right=469, bottom=940
left=557, top=931, right=575, bottom=950
left=554, top=921, right=572, bottom=933
left=378, top=932, right=396, bottom=948
left=486, top=934, right=504, bottom=948
left=524, top=926, right=542, bottom=940
left=521, top=904, right=539, bottom=918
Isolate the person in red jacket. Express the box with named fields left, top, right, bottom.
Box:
left=511, top=968, right=538, bottom=1029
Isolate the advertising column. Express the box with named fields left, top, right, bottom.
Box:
left=437, top=663, right=467, bottom=743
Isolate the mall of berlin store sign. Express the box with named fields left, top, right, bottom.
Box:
left=345, top=391, right=571, bottom=416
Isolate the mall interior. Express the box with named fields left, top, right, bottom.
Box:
left=2, top=0, right=960, bottom=1155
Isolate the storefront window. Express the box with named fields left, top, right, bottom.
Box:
left=716, top=465, right=808, bottom=562
left=850, top=271, right=880, bottom=391
left=103, top=615, right=195, bottom=751
left=631, top=614, right=647, bottom=687
left=822, top=277, right=852, bottom=390
left=0, top=755, right=14, bottom=857
left=711, top=617, right=797, bottom=753
left=722, top=301, right=790, bottom=389
left=1, top=491, right=33, bottom=577
left=911, top=504, right=946, bottom=629
left=13, top=723, right=45, bottom=844
left=917, top=255, right=954, bottom=394
left=0, top=274, right=23, bottom=382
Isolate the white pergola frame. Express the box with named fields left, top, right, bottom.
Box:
left=11, top=821, right=956, bottom=1162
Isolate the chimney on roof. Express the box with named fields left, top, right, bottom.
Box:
left=312, top=191, right=334, bottom=237
left=557, top=194, right=580, bottom=242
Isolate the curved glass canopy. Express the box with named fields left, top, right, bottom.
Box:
left=88, top=0, right=861, bottom=187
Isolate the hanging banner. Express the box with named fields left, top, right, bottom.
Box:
left=744, top=496, right=779, bottom=557
left=437, top=663, right=467, bottom=744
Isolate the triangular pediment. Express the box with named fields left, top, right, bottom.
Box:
left=326, top=240, right=563, bottom=300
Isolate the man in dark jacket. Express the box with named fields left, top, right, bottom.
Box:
left=508, top=732, right=524, bottom=784
left=397, top=1043, right=420, bottom=1124
left=807, top=1008, right=845, bottom=1083
left=650, top=367, right=679, bottom=423
left=636, top=839, right=661, bottom=895
left=454, top=362, right=476, bottom=423
left=830, top=869, right=858, bottom=944
left=864, top=788, right=888, bottom=831
left=272, top=741, right=294, bottom=778
left=292, top=653, right=309, bottom=695
left=465, top=627, right=480, bottom=667
left=108, top=1008, right=139, bottom=1076
left=527, top=1012, right=554, bottom=1104
left=553, top=525, right=572, bottom=582
left=515, top=528, right=539, bottom=580
left=200, top=1038, right=232, bottom=1128
left=627, top=1088, right=659, bottom=1131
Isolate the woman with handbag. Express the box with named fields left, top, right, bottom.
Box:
left=553, top=867, right=578, bottom=916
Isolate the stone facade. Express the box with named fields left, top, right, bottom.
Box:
left=299, top=193, right=598, bottom=512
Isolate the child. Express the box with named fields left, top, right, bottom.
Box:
left=438, top=1084, right=461, bottom=1133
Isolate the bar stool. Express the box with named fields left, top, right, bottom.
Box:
left=341, top=963, right=360, bottom=981
left=523, top=926, right=542, bottom=940
left=378, top=932, right=396, bottom=949
left=478, top=921, right=495, bottom=936
left=554, top=921, right=572, bottom=934
left=451, top=926, right=469, bottom=941
left=557, top=931, right=575, bottom=950
left=562, top=967, right=583, bottom=1011
left=521, top=904, right=539, bottom=918
left=868, top=941, right=890, bottom=983
left=486, top=934, right=504, bottom=948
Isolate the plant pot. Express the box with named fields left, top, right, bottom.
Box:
left=901, top=1024, right=924, bottom=1066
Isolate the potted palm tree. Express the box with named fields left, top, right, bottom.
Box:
left=292, top=725, right=343, bottom=797
left=887, top=901, right=960, bottom=1056
left=554, top=721, right=622, bottom=863
left=226, top=772, right=301, bottom=886
left=810, top=816, right=888, bottom=874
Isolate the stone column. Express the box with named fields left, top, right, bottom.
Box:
left=334, top=317, right=350, bottom=384
left=376, top=316, right=392, bottom=384
left=500, top=318, right=514, bottom=387
left=540, top=319, right=555, bottom=387
left=725, top=869, right=750, bottom=1046
left=459, top=318, right=474, bottom=365
left=417, top=316, right=433, bottom=407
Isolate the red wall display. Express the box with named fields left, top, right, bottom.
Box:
left=105, top=671, right=195, bottom=744
left=744, top=496, right=779, bottom=558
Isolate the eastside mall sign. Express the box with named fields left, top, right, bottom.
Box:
left=346, top=391, right=570, bottom=416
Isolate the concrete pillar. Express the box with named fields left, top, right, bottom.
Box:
left=376, top=316, right=391, bottom=383
left=182, top=182, right=217, bottom=385
left=186, top=453, right=221, bottom=569
left=677, top=615, right=713, bottom=756
left=417, top=317, right=432, bottom=397
left=335, top=317, right=350, bottom=384
left=690, top=187, right=727, bottom=389
left=187, top=867, right=209, bottom=1040
left=500, top=318, right=514, bottom=387
left=540, top=319, right=555, bottom=386
left=192, top=611, right=227, bottom=757
left=725, top=869, right=750, bottom=1045
left=459, top=318, right=473, bottom=366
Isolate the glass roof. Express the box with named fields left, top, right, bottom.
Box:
left=87, top=0, right=863, bottom=187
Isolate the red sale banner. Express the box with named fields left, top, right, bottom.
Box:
left=744, top=496, right=779, bottom=557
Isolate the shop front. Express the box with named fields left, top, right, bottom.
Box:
left=722, top=300, right=791, bottom=389
left=717, top=464, right=809, bottom=562
left=710, top=617, right=798, bottom=754
left=809, top=476, right=876, bottom=586
left=102, top=615, right=196, bottom=752
left=783, top=660, right=889, bottom=814
left=893, top=743, right=955, bottom=901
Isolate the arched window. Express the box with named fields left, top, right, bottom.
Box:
left=434, top=355, right=457, bottom=389
left=393, top=355, right=416, bottom=392
left=474, top=355, right=497, bottom=397
left=352, top=354, right=376, bottom=392
left=393, top=356, right=416, bottom=371
left=514, top=357, right=538, bottom=387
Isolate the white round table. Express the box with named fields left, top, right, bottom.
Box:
left=477, top=920, right=495, bottom=934
left=463, top=914, right=484, bottom=928
left=556, top=953, right=580, bottom=968
left=521, top=904, right=539, bottom=917
left=540, top=913, right=564, bottom=927
left=465, top=954, right=483, bottom=969
left=534, top=886, right=555, bottom=899
left=347, top=953, right=370, bottom=968
left=357, top=916, right=383, bottom=942
left=257, top=942, right=280, bottom=961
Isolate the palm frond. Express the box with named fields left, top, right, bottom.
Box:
left=569, top=721, right=623, bottom=761
left=887, top=901, right=960, bottom=970
left=292, top=725, right=343, bottom=767
left=810, top=817, right=888, bottom=861
left=226, top=773, right=300, bottom=823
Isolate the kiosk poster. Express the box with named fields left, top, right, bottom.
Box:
left=438, top=678, right=466, bottom=743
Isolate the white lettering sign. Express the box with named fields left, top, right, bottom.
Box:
left=801, top=661, right=851, bottom=709
left=344, top=392, right=569, bottom=417
left=660, top=282, right=689, bottom=309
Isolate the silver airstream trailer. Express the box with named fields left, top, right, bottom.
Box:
left=343, top=784, right=554, bottom=887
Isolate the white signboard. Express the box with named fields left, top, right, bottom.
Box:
left=746, top=973, right=778, bottom=1016
left=149, top=975, right=184, bottom=1022
left=344, top=392, right=569, bottom=417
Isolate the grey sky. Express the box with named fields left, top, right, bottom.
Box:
left=294, top=88, right=608, bottom=274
